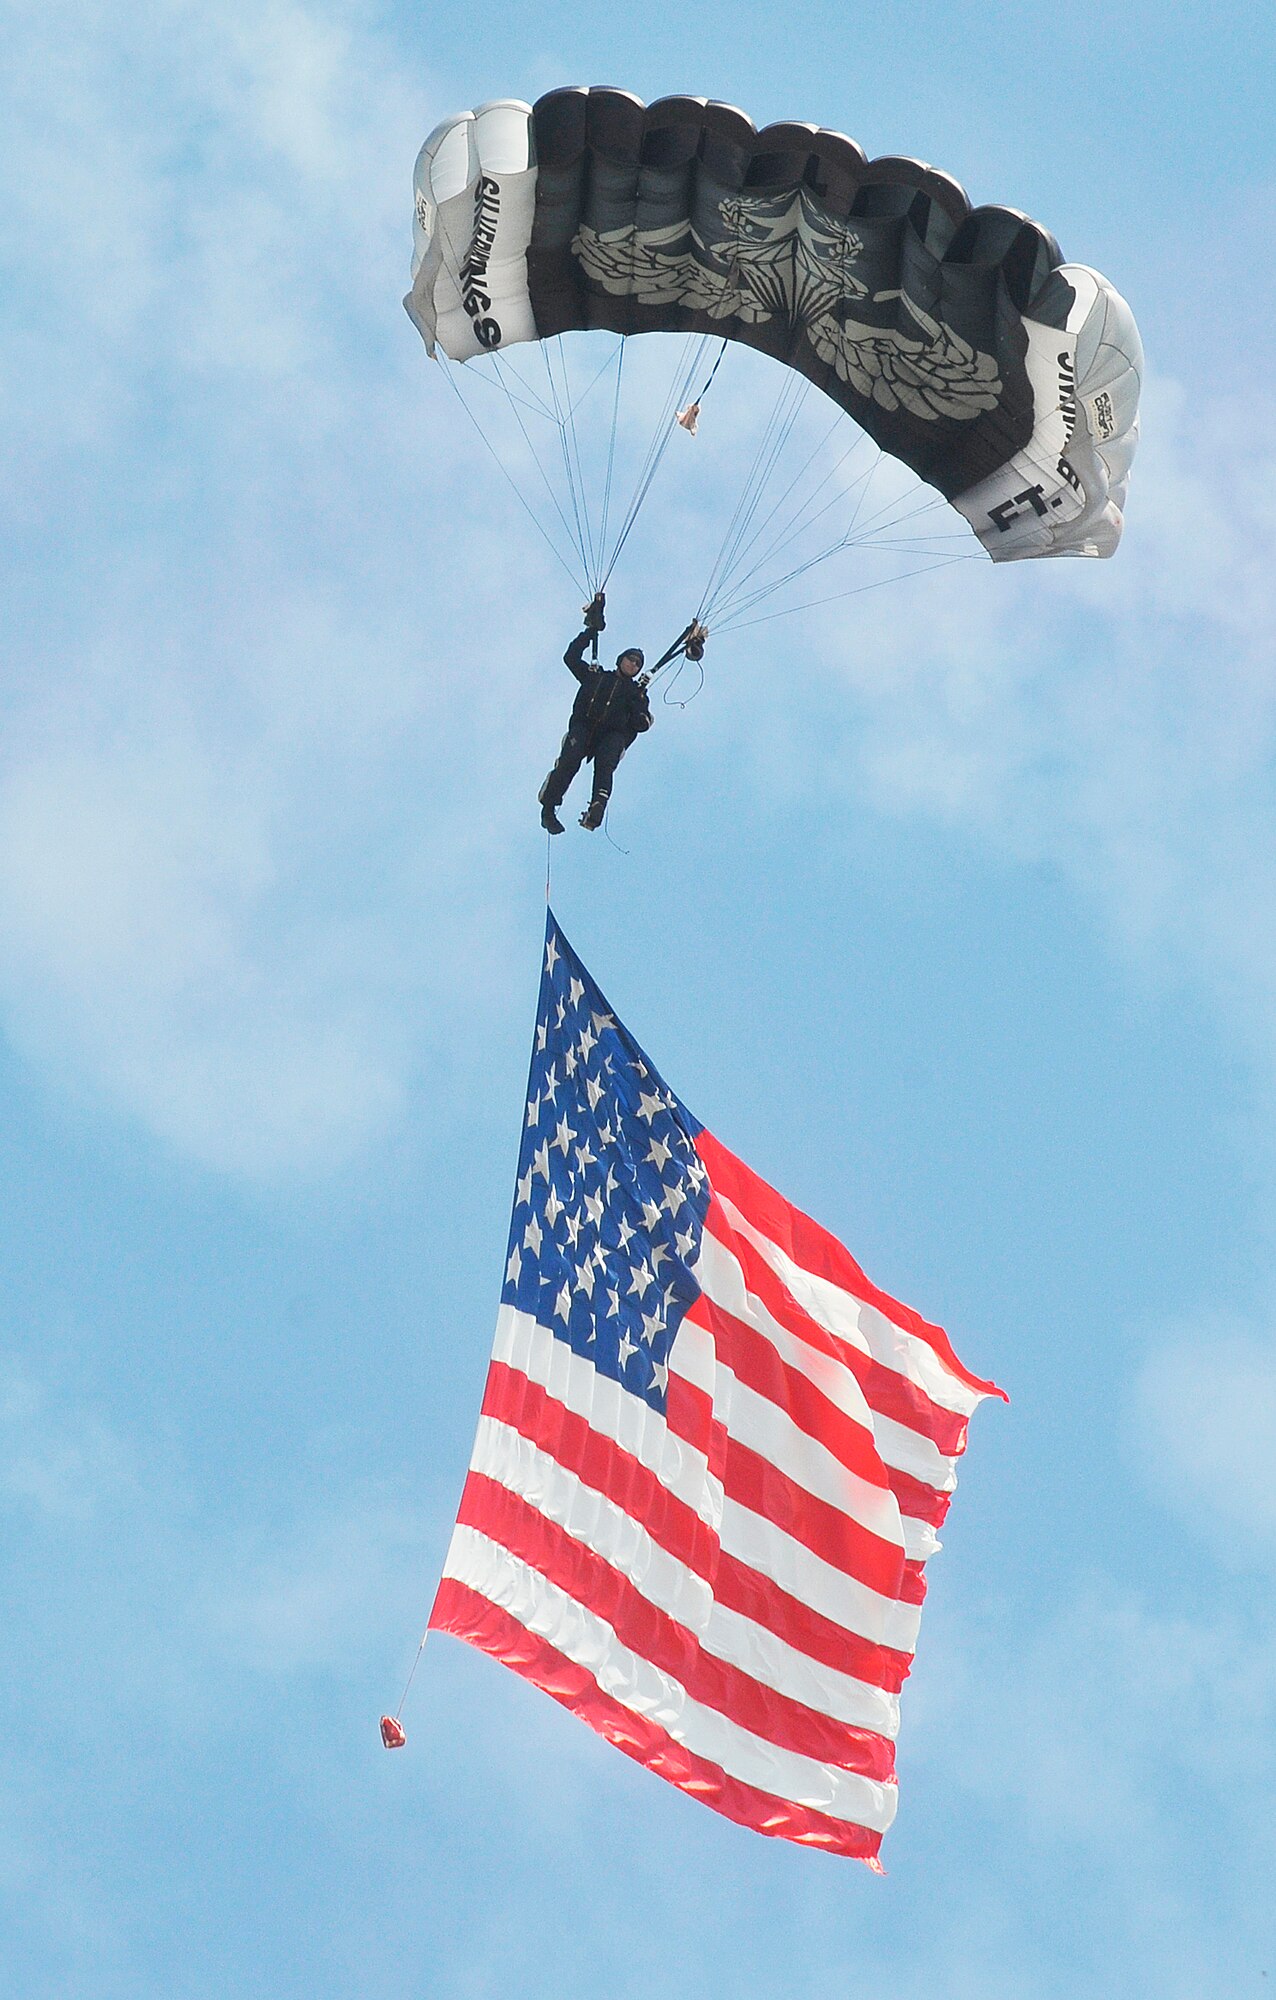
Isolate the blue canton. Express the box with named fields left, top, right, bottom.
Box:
left=501, top=914, right=711, bottom=1413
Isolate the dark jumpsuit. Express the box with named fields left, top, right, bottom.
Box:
left=539, top=629, right=652, bottom=816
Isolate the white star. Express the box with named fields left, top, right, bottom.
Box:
left=565, top=1210, right=583, bottom=1247
left=516, top=1169, right=533, bottom=1207
left=506, top=1245, right=522, bottom=1284
left=686, top=1158, right=706, bottom=1190
left=575, top=1261, right=596, bottom=1297
left=542, top=1064, right=559, bottom=1106
left=604, top=1164, right=619, bottom=1197
left=662, top=1178, right=686, bottom=1218
left=585, top=1075, right=604, bottom=1110
left=617, top=1331, right=637, bottom=1368
left=574, top=1141, right=596, bottom=1174
left=591, top=1010, right=615, bottom=1034
left=554, top=1283, right=572, bottom=1322
left=525, top=1093, right=541, bottom=1128
left=639, top=1306, right=665, bottom=1344
left=649, top=1243, right=669, bottom=1272
left=544, top=1186, right=564, bottom=1227
left=564, top=1045, right=577, bottom=1077
left=616, top=1215, right=635, bottom=1250
left=627, top=1259, right=654, bottom=1299
left=569, top=975, right=584, bottom=1008
left=663, top=1282, right=678, bottom=1308
left=651, top=1359, right=669, bottom=1394
left=606, top=1287, right=621, bottom=1319
left=553, top=1114, right=577, bottom=1157
left=532, top=1142, right=550, bottom=1182
left=545, top=935, right=559, bottom=973
left=646, top=1134, right=672, bottom=1172
left=637, top=1090, right=663, bottom=1124
left=641, top=1197, right=663, bottom=1231
left=536, top=1022, right=548, bottom=1052
left=555, top=999, right=566, bottom=1028
left=584, top=1188, right=604, bottom=1227
left=675, top=1225, right=696, bottom=1258
left=578, top=1024, right=597, bottom=1060
left=523, top=1216, right=543, bottom=1257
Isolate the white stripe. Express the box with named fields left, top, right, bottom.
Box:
left=443, top=1524, right=900, bottom=1834
left=711, top=1191, right=984, bottom=1418
left=874, top=1411, right=959, bottom=1494
left=493, top=1304, right=724, bottom=1527
left=467, top=1415, right=901, bottom=1738
left=716, top=1492, right=922, bottom=1655
left=901, top=1516, right=941, bottom=1562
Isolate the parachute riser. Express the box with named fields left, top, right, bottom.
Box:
left=644, top=620, right=708, bottom=687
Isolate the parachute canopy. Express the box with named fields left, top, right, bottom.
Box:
left=406, top=88, right=1142, bottom=562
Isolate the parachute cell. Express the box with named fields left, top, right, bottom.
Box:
left=406, top=88, right=1142, bottom=563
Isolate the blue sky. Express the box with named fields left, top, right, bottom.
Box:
left=3, top=2, right=1275, bottom=1994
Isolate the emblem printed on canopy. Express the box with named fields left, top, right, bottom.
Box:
left=573, top=187, right=1003, bottom=425
left=429, top=912, right=1005, bottom=1864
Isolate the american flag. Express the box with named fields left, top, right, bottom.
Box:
left=430, top=912, right=1005, bottom=1864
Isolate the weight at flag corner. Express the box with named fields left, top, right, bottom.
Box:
left=428, top=908, right=1005, bottom=1867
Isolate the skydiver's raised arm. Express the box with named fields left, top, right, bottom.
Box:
left=564, top=628, right=595, bottom=681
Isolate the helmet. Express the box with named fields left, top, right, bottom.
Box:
left=617, top=647, right=645, bottom=671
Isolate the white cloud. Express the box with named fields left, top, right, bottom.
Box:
left=1136, top=1324, right=1276, bottom=1560
left=197, top=1499, right=435, bottom=1676
left=0, top=1361, right=137, bottom=1521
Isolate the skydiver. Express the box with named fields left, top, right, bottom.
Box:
left=538, top=593, right=652, bottom=833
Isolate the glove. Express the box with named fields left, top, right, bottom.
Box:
left=583, top=591, right=606, bottom=635
left=684, top=621, right=707, bottom=663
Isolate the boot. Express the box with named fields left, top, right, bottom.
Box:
left=541, top=802, right=564, bottom=834
left=579, top=798, right=606, bottom=831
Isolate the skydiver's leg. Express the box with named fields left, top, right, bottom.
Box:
left=580, top=731, right=627, bottom=828
left=539, top=731, right=587, bottom=812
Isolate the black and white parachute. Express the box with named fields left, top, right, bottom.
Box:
left=406, top=88, right=1141, bottom=575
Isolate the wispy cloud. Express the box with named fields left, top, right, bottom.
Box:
left=1136, top=1322, right=1276, bottom=1559
left=703, top=369, right=1276, bottom=1094
left=0, top=0, right=565, bottom=1176
left=0, top=1360, right=138, bottom=1521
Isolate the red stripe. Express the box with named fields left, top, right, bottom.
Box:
left=430, top=1578, right=887, bottom=1863
left=703, top=1205, right=973, bottom=1459
left=698, top=1130, right=1006, bottom=1402
left=485, top=1360, right=914, bottom=1691
left=889, top=1466, right=952, bottom=1531
left=453, top=1470, right=896, bottom=1779
left=710, top=1546, right=912, bottom=1695
left=717, top=1431, right=906, bottom=1602
left=902, top=1559, right=926, bottom=1607
left=687, top=1287, right=895, bottom=1492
